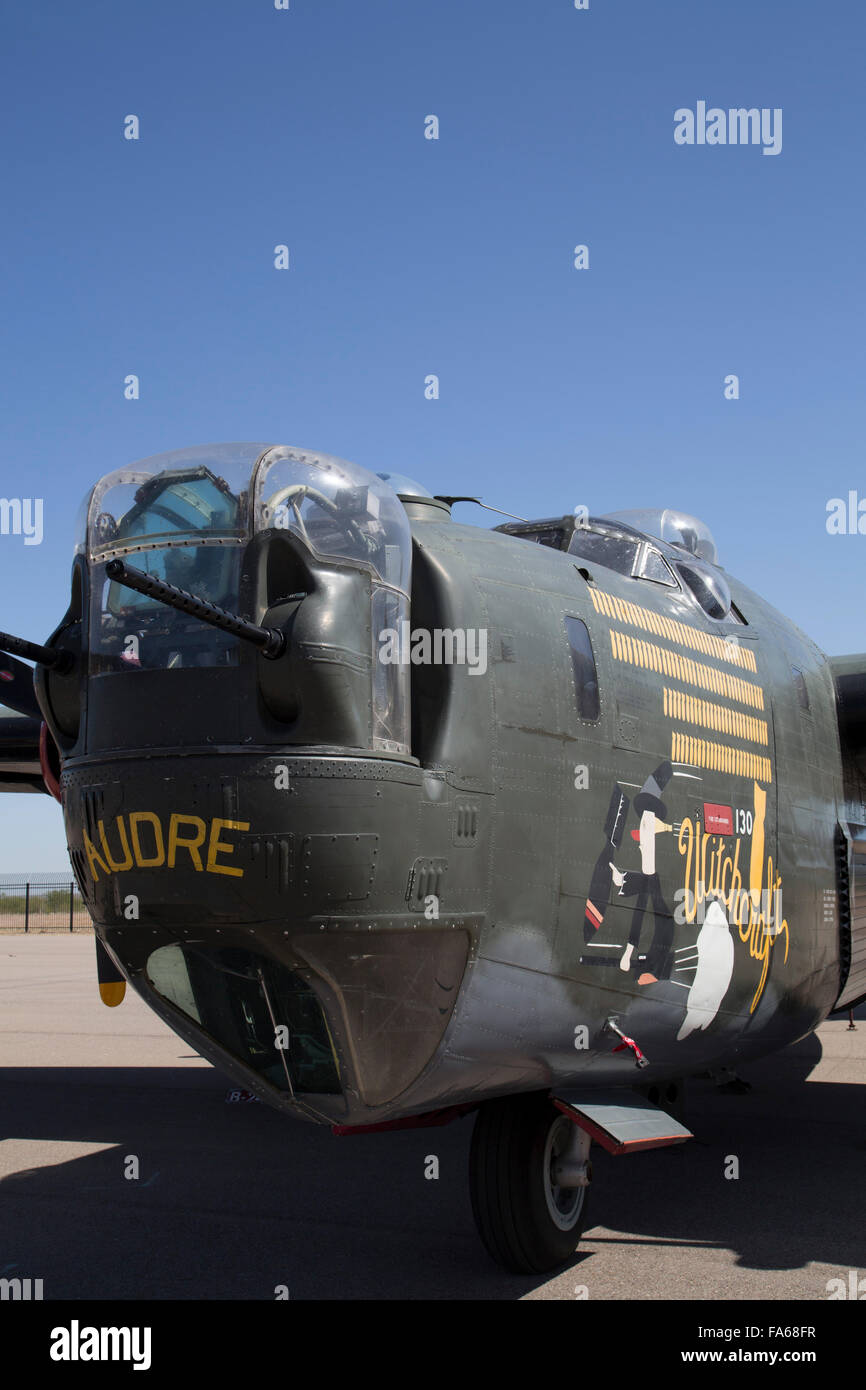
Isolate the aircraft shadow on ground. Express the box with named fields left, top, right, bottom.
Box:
left=1, top=1017, right=864, bottom=1299
left=585, top=1024, right=866, bottom=1290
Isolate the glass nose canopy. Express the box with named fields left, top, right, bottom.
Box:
left=79, top=444, right=414, bottom=753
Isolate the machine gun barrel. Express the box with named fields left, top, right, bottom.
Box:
left=0, top=630, right=73, bottom=672
left=104, top=559, right=287, bottom=659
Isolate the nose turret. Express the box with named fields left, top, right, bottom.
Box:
left=43, top=444, right=474, bottom=1129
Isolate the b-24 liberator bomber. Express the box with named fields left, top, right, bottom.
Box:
left=1, top=442, right=864, bottom=1274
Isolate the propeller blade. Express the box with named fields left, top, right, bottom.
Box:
left=95, top=935, right=126, bottom=1007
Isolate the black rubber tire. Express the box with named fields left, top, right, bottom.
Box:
left=469, top=1091, right=590, bottom=1274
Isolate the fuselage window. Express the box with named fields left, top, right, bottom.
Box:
left=792, top=667, right=810, bottom=712
left=565, top=616, right=600, bottom=721
left=495, top=519, right=571, bottom=550
left=524, top=525, right=569, bottom=549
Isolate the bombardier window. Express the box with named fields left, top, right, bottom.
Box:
left=146, top=944, right=342, bottom=1095
left=565, top=616, right=600, bottom=721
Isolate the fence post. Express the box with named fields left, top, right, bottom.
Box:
left=69, top=881, right=75, bottom=933
left=24, top=881, right=30, bottom=933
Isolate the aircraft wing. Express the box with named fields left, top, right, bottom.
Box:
left=0, top=651, right=50, bottom=793
left=0, top=650, right=116, bottom=995
left=0, top=710, right=46, bottom=792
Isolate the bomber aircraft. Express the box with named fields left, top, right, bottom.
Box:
left=1, top=442, right=864, bottom=1274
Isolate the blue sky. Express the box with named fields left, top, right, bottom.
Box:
left=0, top=0, right=863, bottom=868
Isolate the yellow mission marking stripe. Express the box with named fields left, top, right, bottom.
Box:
left=608, top=628, right=765, bottom=710
left=589, top=587, right=757, bottom=672
left=671, top=730, right=772, bottom=784
left=663, top=687, right=769, bottom=746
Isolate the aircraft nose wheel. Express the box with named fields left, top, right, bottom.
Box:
left=469, top=1092, right=591, bottom=1273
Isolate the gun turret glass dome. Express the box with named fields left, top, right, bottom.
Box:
left=76, top=444, right=413, bottom=753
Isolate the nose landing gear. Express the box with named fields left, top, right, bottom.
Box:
left=469, top=1092, right=591, bottom=1274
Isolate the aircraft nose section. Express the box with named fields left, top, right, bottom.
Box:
left=68, top=751, right=475, bottom=1123
left=65, top=753, right=397, bottom=927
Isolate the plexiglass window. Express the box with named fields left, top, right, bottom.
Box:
left=254, top=447, right=413, bottom=754
left=568, top=529, right=640, bottom=577
left=83, top=449, right=260, bottom=674
left=636, top=545, right=677, bottom=586
left=675, top=561, right=732, bottom=621
left=79, top=443, right=415, bottom=755
left=565, top=616, right=600, bottom=721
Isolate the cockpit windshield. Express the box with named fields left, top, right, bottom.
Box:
left=602, top=508, right=720, bottom=566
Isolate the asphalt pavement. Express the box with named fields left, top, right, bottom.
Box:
left=2, top=936, right=864, bottom=1301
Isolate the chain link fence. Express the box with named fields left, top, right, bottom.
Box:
left=0, top=874, right=92, bottom=932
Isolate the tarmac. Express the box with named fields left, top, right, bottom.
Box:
left=1, top=935, right=865, bottom=1301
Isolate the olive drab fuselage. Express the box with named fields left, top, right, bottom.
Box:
left=33, top=448, right=866, bottom=1128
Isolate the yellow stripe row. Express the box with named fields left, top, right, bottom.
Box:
left=671, top=731, right=772, bottom=784
left=589, top=587, right=757, bottom=672
left=609, top=629, right=765, bottom=710
left=663, top=687, right=769, bottom=747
